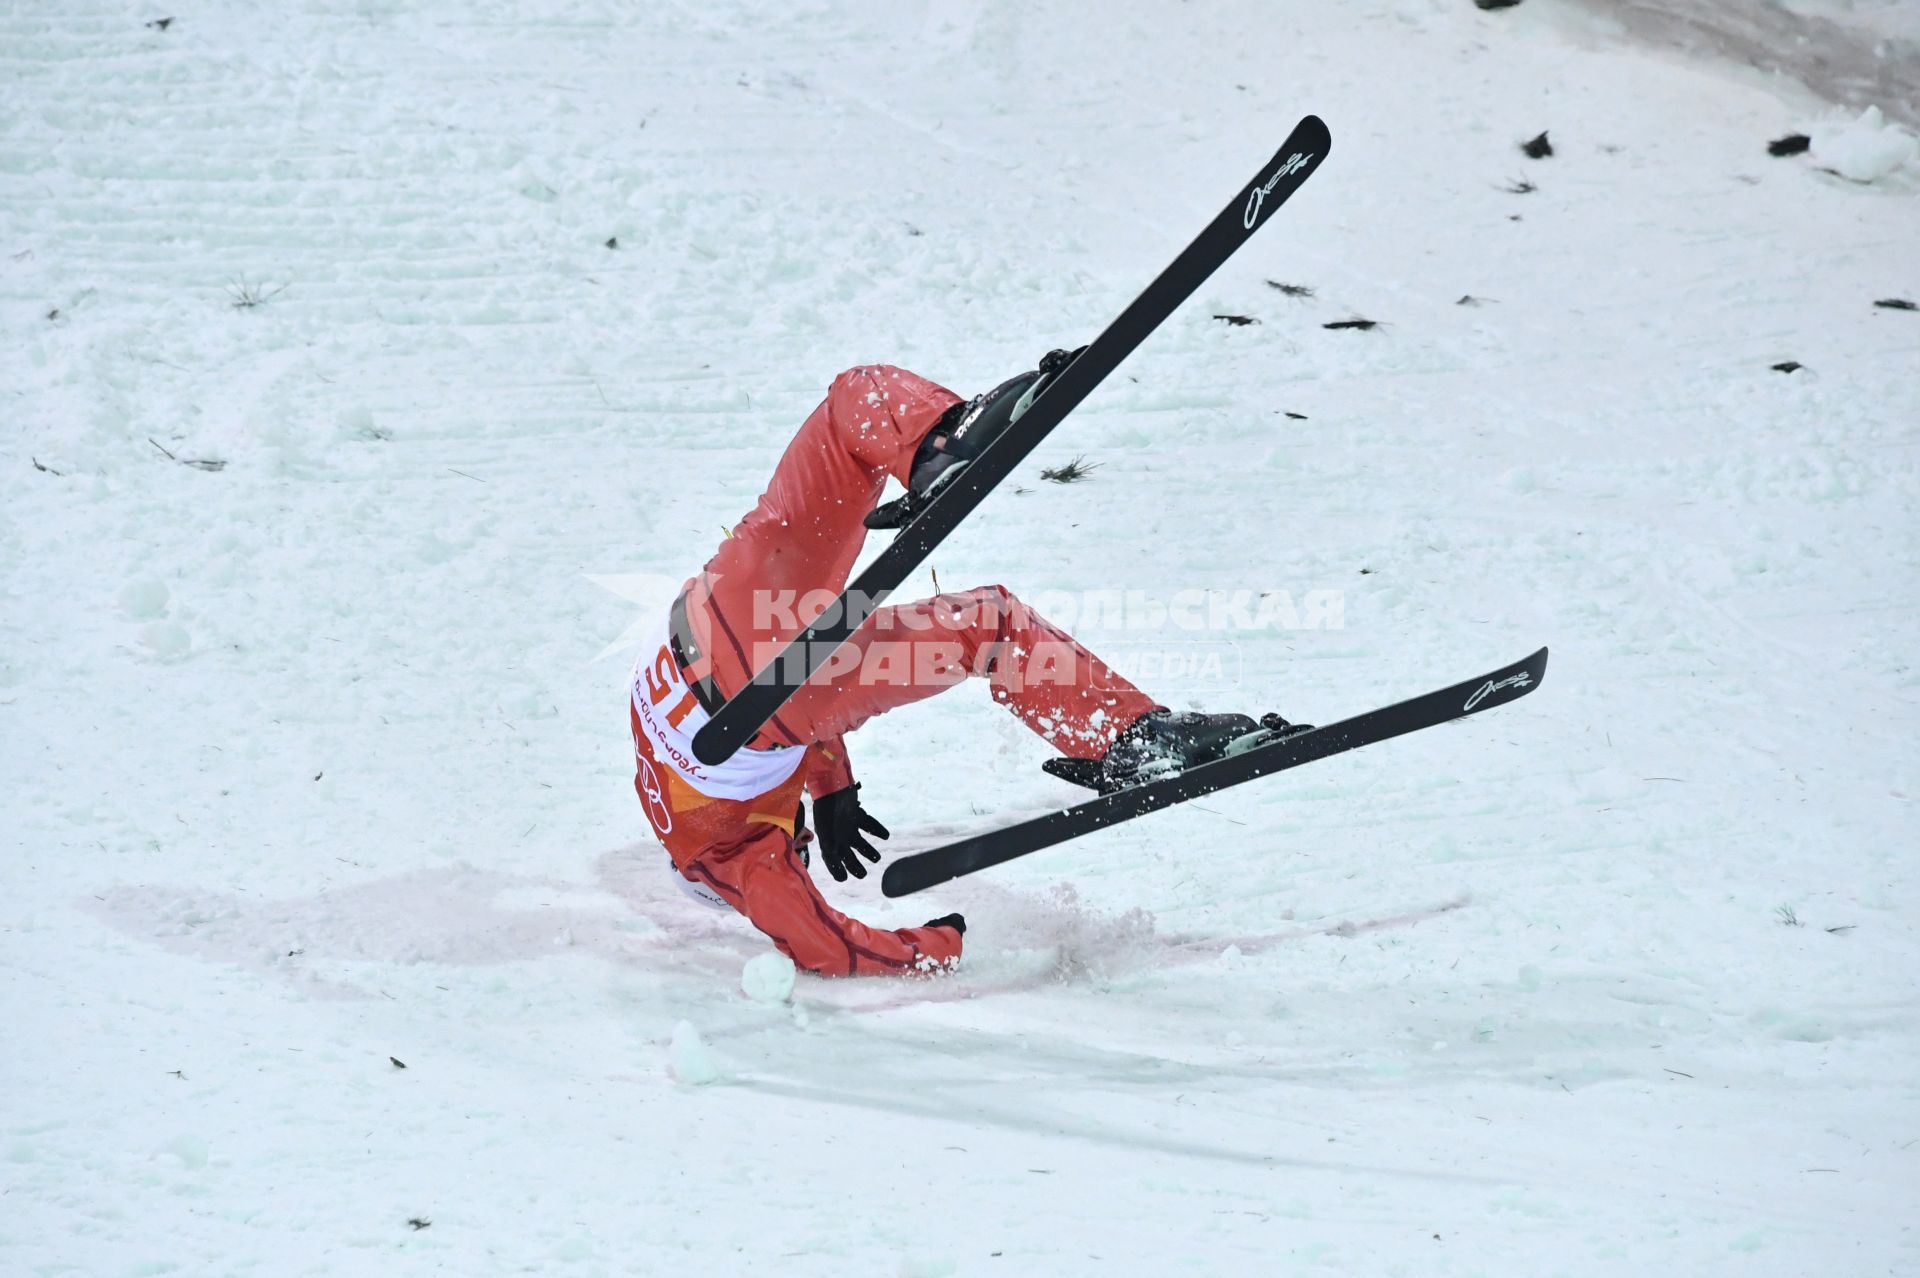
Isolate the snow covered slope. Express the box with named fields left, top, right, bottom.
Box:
left=4, top=0, right=1915, bottom=1274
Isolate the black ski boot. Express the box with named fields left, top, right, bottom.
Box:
left=865, top=347, right=1085, bottom=531
left=1044, top=709, right=1312, bottom=794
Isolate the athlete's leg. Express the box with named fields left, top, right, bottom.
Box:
left=774, top=585, right=1158, bottom=758
left=692, top=367, right=961, bottom=677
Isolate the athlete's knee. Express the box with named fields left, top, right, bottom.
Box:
left=954, top=584, right=1022, bottom=634
left=830, top=364, right=900, bottom=397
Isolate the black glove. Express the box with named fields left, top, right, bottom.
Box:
left=812, top=783, right=890, bottom=881
left=924, top=912, right=966, bottom=935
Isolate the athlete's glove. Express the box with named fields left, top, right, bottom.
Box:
left=924, top=912, right=966, bottom=935
left=812, top=784, right=890, bottom=882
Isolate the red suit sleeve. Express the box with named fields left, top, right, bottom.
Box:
left=685, top=828, right=962, bottom=977
left=804, top=736, right=855, bottom=797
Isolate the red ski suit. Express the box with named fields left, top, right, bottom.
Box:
left=630, top=365, right=1156, bottom=976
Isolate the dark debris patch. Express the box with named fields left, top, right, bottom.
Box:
left=1771, top=361, right=1802, bottom=374
left=604, top=237, right=618, bottom=249
left=1265, top=280, right=1315, bottom=298
left=1502, top=177, right=1536, bottom=194
left=407, top=1218, right=431, bottom=1231
left=1874, top=297, right=1916, bottom=311
left=1457, top=294, right=1491, bottom=306
left=148, top=437, right=226, bottom=472
left=1521, top=131, right=1553, bottom=159
left=1040, top=456, right=1101, bottom=484
left=1324, top=318, right=1378, bottom=331
left=1284, top=411, right=1308, bottom=420
left=146, top=16, right=173, bottom=30
left=1475, top=0, right=1524, bottom=9
left=226, top=280, right=288, bottom=309
left=1768, top=134, right=1811, bottom=157
left=1212, top=313, right=1259, bottom=326
left=389, top=1056, right=407, bottom=1069
left=33, top=457, right=64, bottom=476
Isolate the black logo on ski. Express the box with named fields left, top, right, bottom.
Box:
left=881, top=647, right=1548, bottom=897
left=692, top=116, right=1333, bottom=766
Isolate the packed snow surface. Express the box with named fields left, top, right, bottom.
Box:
left=1814, top=105, right=1920, bottom=182
left=3, top=0, right=1916, bottom=1275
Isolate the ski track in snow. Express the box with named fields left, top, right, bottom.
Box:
left=4, top=0, right=1917, bottom=1274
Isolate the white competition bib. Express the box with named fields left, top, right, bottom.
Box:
left=630, top=614, right=805, bottom=801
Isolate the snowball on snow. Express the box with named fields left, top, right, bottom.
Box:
left=740, top=951, right=796, bottom=1004
left=157, top=1134, right=209, bottom=1168
left=117, top=578, right=169, bottom=619
left=666, top=1021, right=722, bottom=1085
left=1813, top=106, right=1918, bottom=183
left=140, top=620, right=192, bottom=660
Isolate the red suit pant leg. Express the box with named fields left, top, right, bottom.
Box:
left=774, top=585, right=1158, bottom=759
left=688, top=365, right=962, bottom=741
left=683, top=827, right=962, bottom=977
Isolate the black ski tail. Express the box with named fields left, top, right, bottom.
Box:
left=881, top=647, right=1548, bottom=897
left=691, top=116, right=1332, bottom=767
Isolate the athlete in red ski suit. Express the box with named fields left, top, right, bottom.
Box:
left=629, top=365, right=1158, bottom=976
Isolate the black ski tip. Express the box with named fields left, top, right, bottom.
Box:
left=881, top=856, right=938, bottom=898
left=1459, top=646, right=1548, bottom=715
left=883, top=834, right=991, bottom=896
left=1291, top=114, right=1332, bottom=162
left=1240, top=117, right=1334, bottom=235
left=1451, top=640, right=1543, bottom=710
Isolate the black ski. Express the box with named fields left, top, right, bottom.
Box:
left=881, top=647, right=1548, bottom=897
left=692, top=115, right=1333, bottom=766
